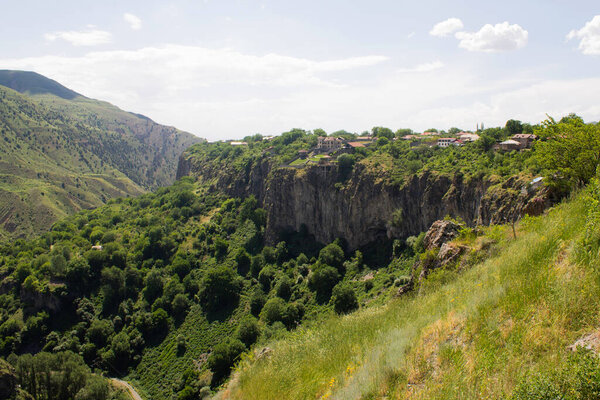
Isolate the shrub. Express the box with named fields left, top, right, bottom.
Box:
left=308, top=265, right=340, bottom=302
left=330, top=283, right=359, bottom=314
left=199, top=267, right=241, bottom=312
left=207, top=338, right=246, bottom=386
left=236, top=317, right=260, bottom=347
left=318, top=243, right=345, bottom=271
left=260, top=298, right=287, bottom=325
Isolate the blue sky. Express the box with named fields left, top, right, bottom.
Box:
left=2, top=0, right=600, bottom=140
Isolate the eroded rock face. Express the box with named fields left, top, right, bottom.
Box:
left=423, top=220, right=462, bottom=251
left=180, top=155, right=552, bottom=251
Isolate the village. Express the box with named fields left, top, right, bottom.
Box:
left=253, top=130, right=539, bottom=168
left=220, top=128, right=539, bottom=169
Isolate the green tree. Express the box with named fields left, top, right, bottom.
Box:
left=536, top=116, right=600, bottom=187
left=505, top=119, right=523, bottom=135
left=199, top=267, right=241, bottom=312
left=330, top=283, right=359, bottom=314
left=308, top=265, right=340, bottom=302
left=318, top=243, right=345, bottom=271
left=207, top=338, right=246, bottom=386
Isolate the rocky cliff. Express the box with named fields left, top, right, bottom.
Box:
left=178, top=153, right=552, bottom=250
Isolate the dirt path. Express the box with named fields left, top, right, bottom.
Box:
left=110, top=378, right=144, bottom=400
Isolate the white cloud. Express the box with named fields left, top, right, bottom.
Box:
left=2, top=45, right=597, bottom=140
left=44, top=28, right=112, bottom=46
left=567, top=15, right=600, bottom=55
left=455, top=22, right=528, bottom=52
left=124, top=13, right=142, bottom=30
left=430, top=18, right=463, bottom=37
left=397, top=60, right=444, bottom=73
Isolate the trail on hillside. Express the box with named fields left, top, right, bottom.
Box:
left=111, top=378, right=143, bottom=400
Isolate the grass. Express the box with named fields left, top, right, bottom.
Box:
left=222, top=191, right=599, bottom=399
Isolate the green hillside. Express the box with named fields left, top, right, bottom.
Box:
left=0, top=115, right=596, bottom=399
left=0, top=71, right=203, bottom=239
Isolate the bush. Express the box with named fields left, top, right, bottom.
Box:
left=236, top=317, right=260, bottom=347
left=260, top=298, right=287, bottom=325
left=207, top=338, right=246, bottom=386
left=318, top=243, right=345, bottom=271
left=330, top=283, right=359, bottom=314
left=250, top=290, right=266, bottom=317
left=199, top=267, right=241, bottom=312
left=308, top=265, right=340, bottom=302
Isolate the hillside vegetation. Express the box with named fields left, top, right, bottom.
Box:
left=0, top=70, right=202, bottom=239
left=222, top=178, right=600, bottom=399
left=0, top=114, right=597, bottom=399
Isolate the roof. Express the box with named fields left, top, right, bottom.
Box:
left=347, top=142, right=365, bottom=148
left=512, top=134, right=537, bottom=139
left=500, top=139, right=520, bottom=145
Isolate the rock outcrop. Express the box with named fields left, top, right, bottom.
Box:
left=423, top=220, right=462, bottom=250
left=178, top=153, right=553, bottom=251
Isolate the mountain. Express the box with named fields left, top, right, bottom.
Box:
left=0, top=70, right=82, bottom=100
left=0, top=70, right=203, bottom=239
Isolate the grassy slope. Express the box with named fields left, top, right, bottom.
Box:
left=0, top=85, right=146, bottom=239
left=223, top=190, right=599, bottom=399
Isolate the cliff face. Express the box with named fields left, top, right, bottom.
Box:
left=179, top=154, right=549, bottom=250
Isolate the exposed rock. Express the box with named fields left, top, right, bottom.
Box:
left=423, top=220, right=462, bottom=251
left=437, top=243, right=465, bottom=267
left=568, top=331, right=600, bottom=354
left=179, top=152, right=554, bottom=251
left=256, top=347, right=273, bottom=361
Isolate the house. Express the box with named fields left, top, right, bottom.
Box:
left=437, top=138, right=457, bottom=147
left=355, top=136, right=373, bottom=141
left=499, top=139, right=522, bottom=151
left=457, top=132, right=480, bottom=142
left=317, top=136, right=343, bottom=152
left=511, top=134, right=537, bottom=148
left=401, top=135, right=419, bottom=140
left=229, top=141, right=248, bottom=146
left=346, top=142, right=365, bottom=148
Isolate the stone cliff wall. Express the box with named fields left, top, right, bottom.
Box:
left=178, top=154, right=549, bottom=250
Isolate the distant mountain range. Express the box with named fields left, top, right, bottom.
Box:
left=0, top=70, right=204, bottom=239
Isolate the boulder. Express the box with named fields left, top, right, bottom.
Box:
left=423, top=220, right=462, bottom=250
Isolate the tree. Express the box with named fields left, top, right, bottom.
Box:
left=536, top=116, right=600, bottom=188
left=505, top=119, right=523, bottom=135
left=260, top=297, right=287, bottom=325
left=207, top=338, right=246, bottom=385
left=236, top=317, right=260, bottom=347
left=371, top=127, right=394, bottom=139
left=318, top=243, right=345, bottom=271
left=330, top=283, right=359, bottom=314
left=199, top=267, right=241, bottom=312
left=308, top=265, right=340, bottom=302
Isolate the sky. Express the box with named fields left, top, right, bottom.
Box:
left=1, top=0, right=600, bottom=141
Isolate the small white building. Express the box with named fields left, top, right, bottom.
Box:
left=437, top=138, right=458, bottom=147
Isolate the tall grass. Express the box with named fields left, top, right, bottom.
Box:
left=224, top=192, right=599, bottom=399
